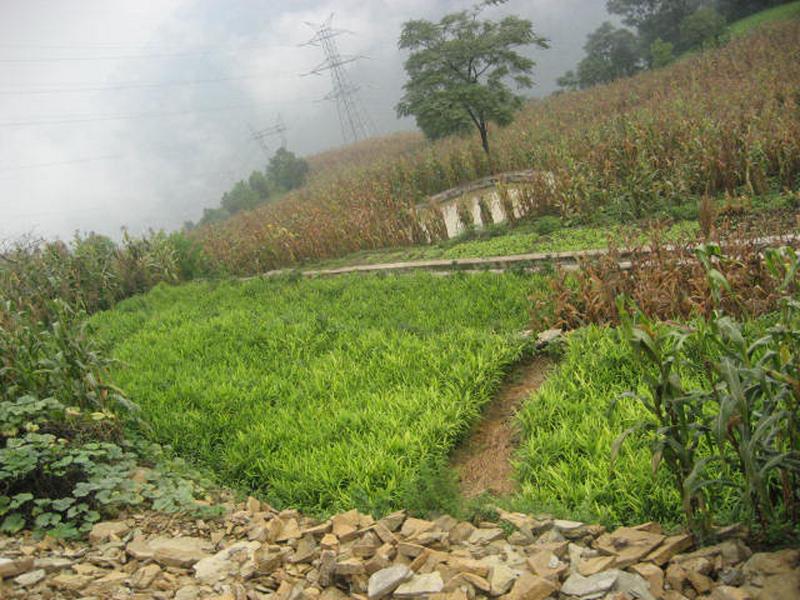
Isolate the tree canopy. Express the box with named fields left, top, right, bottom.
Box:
left=560, top=0, right=791, bottom=91
left=267, top=148, right=310, bottom=193
left=197, top=147, right=310, bottom=227
left=396, top=2, right=548, bottom=154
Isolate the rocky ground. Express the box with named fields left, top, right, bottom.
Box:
left=0, top=499, right=798, bottom=600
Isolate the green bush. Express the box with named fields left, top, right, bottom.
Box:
left=533, top=216, right=562, bottom=236
left=0, top=300, right=214, bottom=538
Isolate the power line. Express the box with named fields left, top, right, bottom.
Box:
left=0, top=71, right=294, bottom=95
left=301, top=14, right=374, bottom=145
left=0, top=101, right=303, bottom=128
left=0, top=155, right=122, bottom=173
left=0, top=43, right=293, bottom=63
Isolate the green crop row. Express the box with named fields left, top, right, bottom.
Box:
left=89, top=272, right=546, bottom=516
left=512, top=320, right=771, bottom=528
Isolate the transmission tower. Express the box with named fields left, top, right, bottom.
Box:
left=301, top=14, right=374, bottom=144
left=249, top=115, right=288, bottom=158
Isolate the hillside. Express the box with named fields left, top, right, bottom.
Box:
left=193, top=21, right=800, bottom=275
left=729, top=0, right=800, bottom=36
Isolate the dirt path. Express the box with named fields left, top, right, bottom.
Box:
left=451, top=356, right=552, bottom=498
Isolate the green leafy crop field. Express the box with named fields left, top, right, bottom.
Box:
left=514, top=326, right=682, bottom=526
left=89, top=272, right=545, bottom=515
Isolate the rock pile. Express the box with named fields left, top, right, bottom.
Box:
left=1, top=499, right=798, bottom=599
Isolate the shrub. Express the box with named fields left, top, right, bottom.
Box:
left=0, top=301, right=213, bottom=538
left=533, top=216, right=561, bottom=236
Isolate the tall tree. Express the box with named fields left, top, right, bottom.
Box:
left=396, top=2, right=548, bottom=155
left=267, top=148, right=309, bottom=193
left=607, top=0, right=702, bottom=50
left=575, top=23, right=642, bottom=88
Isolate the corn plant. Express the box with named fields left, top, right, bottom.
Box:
left=615, top=246, right=800, bottom=538
left=194, top=22, right=800, bottom=274
left=615, top=302, right=713, bottom=536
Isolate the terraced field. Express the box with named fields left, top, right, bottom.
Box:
left=89, top=272, right=546, bottom=515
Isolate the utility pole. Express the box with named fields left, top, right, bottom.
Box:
left=301, top=14, right=374, bottom=145
left=249, top=115, right=288, bottom=158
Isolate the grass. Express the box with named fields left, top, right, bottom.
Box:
left=302, top=191, right=795, bottom=271
left=89, top=272, right=547, bottom=516
left=511, top=324, right=756, bottom=528
left=729, top=1, right=800, bottom=37
left=512, top=327, right=683, bottom=526
left=305, top=219, right=701, bottom=270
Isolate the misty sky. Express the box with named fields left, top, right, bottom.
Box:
left=0, top=0, right=611, bottom=241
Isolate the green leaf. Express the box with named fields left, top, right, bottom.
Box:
left=1, top=513, right=25, bottom=534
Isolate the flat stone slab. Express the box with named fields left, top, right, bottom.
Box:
left=562, top=570, right=619, bottom=598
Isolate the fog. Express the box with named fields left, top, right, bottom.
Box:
left=0, top=0, right=610, bottom=240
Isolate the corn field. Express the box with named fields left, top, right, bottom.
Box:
left=195, top=22, right=800, bottom=274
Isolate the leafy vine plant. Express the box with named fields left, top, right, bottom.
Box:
left=614, top=244, right=800, bottom=541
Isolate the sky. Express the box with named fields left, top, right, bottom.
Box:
left=0, top=0, right=611, bottom=241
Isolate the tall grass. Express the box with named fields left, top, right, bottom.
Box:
left=89, top=272, right=546, bottom=516
left=196, top=23, right=800, bottom=274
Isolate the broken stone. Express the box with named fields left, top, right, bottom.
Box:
left=89, top=520, right=130, bottom=544
left=395, top=571, right=444, bottom=598
left=152, top=536, right=211, bottom=568
left=444, top=571, right=491, bottom=594
left=553, top=519, right=584, bottom=532
left=578, top=555, right=615, bottom=577
left=126, top=535, right=156, bottom=560
left=246, top=496, right=261, bottom=514
left=398, top=542, right=426, bottom=557
left=594, top=527, right=665, bottom=568
left=0, top=556, right=33, bottom=578
left=561, top=570, right=619, bottom=598
left=367, top=564, right=412, bottom=599
left=468, top=528, right=505, bottom=546
left=13, top=568, right=45, bottom=587
left=51, top=572, right=92, bottom=591
left=378, top=510, right=407, bottom=532
left=489, top=564, right=517, bottom=596
left=759, top=571, right=800, bottom=600
left=630, top=562, right=665, bottom=597
left=276, top=518, right=302, bottom=542
left=614, top=570, right=655, bottom=600
left=291, top=534, right=317, bottom=563
left=526, top=550, right=567, bottom=581
left=646, top=534, right=694, bottom=565
left=665, top=563, right=688, bottom=594
left=318, top=549, right=337, bottom=586
left=132, top=563, right=162, bottom=589
left=710, top=586, right=754, bottom=600
left=447, top=556, right=490, bottom=578
left=32, top=557, right=72, bottom=572
left=401, top=517, right=436, bottom=539
left=193, top=541, right=260, bottom=584
left=449, top=522, right=477, bottom=545
left=335, top=557, right=365, bottom=576
left=504, top=572, right=557, bottom=600
left=254, top=545, right=287, bottom=575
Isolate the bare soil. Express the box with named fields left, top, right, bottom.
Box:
left=451, top=356, right=552, bottom=498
